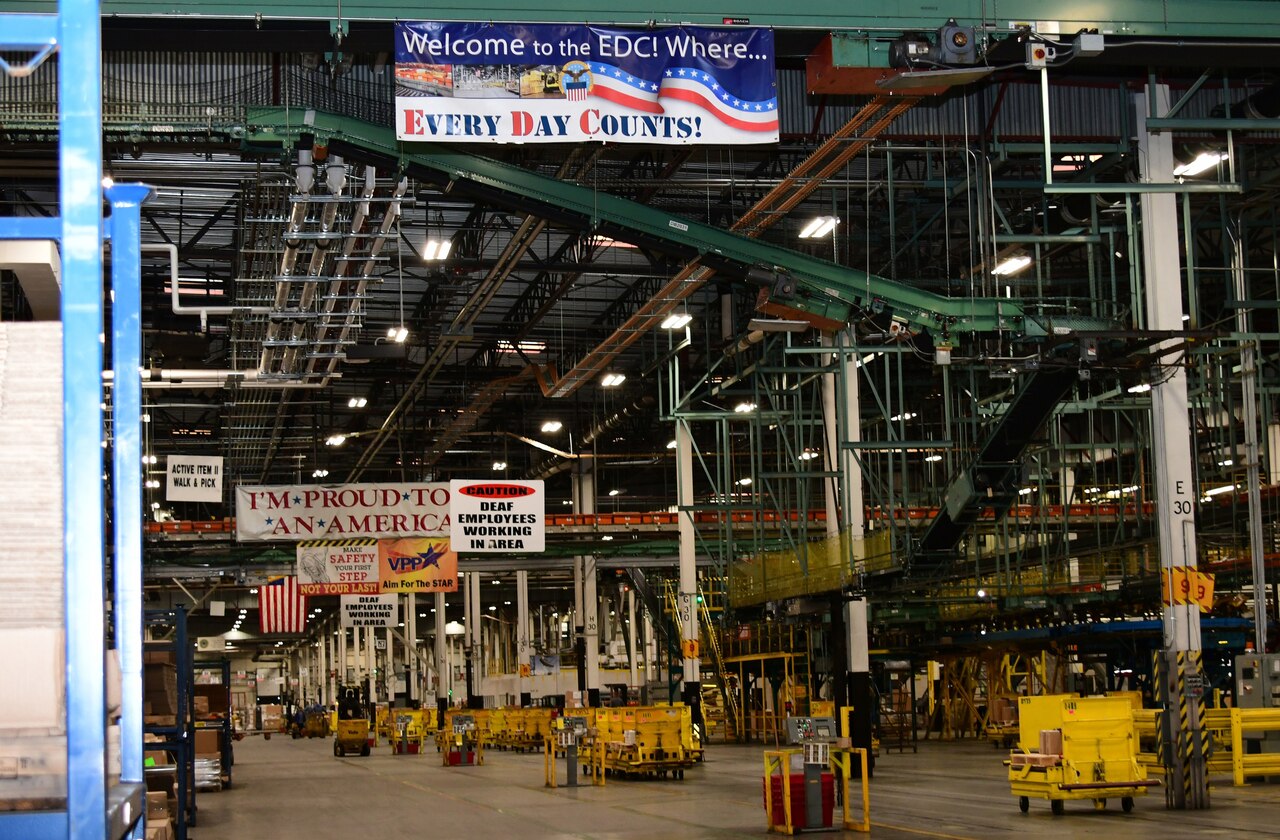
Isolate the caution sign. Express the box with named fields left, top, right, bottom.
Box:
left=1162, top=566, right=1215, bottom=612
left=296, top=539, right=380, bottom=595
left=340, top=593, right=398, bottom=627
left=681, top=639, right=700, bottom=659
left=449, top=479, right=545, bottom=552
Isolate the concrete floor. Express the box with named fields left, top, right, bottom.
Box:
left=188, top=735, right=1280, bottom=839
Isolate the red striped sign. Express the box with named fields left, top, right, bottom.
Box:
left=259, top=575, right=307, bottom=634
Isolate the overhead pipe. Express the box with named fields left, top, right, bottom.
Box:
left=581, top=395, right=657, bottom=448
left=260, top=141, right=318, bottom=374
left=318, top=175, right=409, bottom=386
left=149, top=243, right=271, bottom=327
left=280, top=155, right=344, bottom=374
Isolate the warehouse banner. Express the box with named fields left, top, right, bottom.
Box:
left=166, top=454, right=223, bottom=503
left=379, top=537, right=457, bottom=592
left=394, top=21, right=778, bottom=144
left=450, top=479, right=545, bottom=552
left=340, top=593, right=398, bottom=628
left=296, top=539, right=381, bottom=595
left=235, top=482, right=450, bottom=541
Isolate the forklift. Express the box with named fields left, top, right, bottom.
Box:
left=333, top=685, right=372, bottom=757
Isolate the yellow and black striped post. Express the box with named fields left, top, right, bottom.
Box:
left=1160, top=649, right=1209, bottom=809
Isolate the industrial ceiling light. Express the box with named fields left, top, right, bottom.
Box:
left=1127, top=383, right=1151, bottom=394
left=608, top=488, right=622, bottom=497
left=540, top=420, right=563, bottom=433
left=734, top=401, right=757, bottom=413
left=1204, top=484, right=1237, bottom=497
left=665, top=439, right=677, bottom=449
left=1173, top=151, right=1227, bottom=178
left=798, top=216, right=839, bottom=239
left=924, top=454, right=942, bottom=463
left=601, top=372, right=627, bottom=387
left=799, top=449, right=819, bottom=461
left=312, top=469, right=329, bottom=478
left=386, top=325, right=408, bottom=343
left=325, top=434, right=346, bottom=446
left=660, top=313, right=692, bottom=330
left=736, top=477, right=753, bottom=486
left=991, top=255, right=1032, bottom=276
left=347, top=396, right=368, bottom=408
left=492, top=461, right=507, bottom=471
left=889, top=412, right=918, bottom=422
left=423, top=237, right=451, bottom=261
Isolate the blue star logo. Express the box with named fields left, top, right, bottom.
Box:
left=317, top=519, right=326, bottom=527
left=265, top=517, right=274, bottom=525
left=402, top=492, right=411, bottom=501
left=292, top=495, right=302, bottom=505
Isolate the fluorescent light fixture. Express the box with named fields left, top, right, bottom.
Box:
left=976, top=588, right=987, bottom=599
left=347, top=396, right=368, bottom=408
left=991, top=255, right=1032, bottom=276
left=666, top=439, right=677, bottom=450
left=1218, top=458, right=1234, bottom=467
left=492, top=461, right=507, bottom=471
left=608, top=489, right=621, bottom=496
left=326, top=434, right=346, bottom=446
left=799, top=449, right=819, bottom=461
left=1173, top=151, right=1226, bottom=178
left=889, top=412, right=918, bottom=422
left=385, top=326, right=408, bottom=343
left=1018, top=487, right=1033, bottom=495
left=1127, top=383, right=1152, bottom=394
left=312, top=469, right=329, bottom=478
left=601, top=535, right=614, bottom=541
left=734, top=401, right=757, bottom=413
left=736, top=477, right=753, bottom=487
left=423, top=238, right=452, bottom=261
left=145, top=479, right=160, bottom=489
left=142, top=455, right=157, bottom=465
left=600, top=373, right=627, bottom=387
left=496, top=339, right=546, bottom=355
left=1205, top=484, right=1237, bottom=497
left=798, top=216, right=839, bottom=239
left=540, top=420, right=563, bottom=433
left=660, top=313, right=693, bottom=330
left=925, top=454, right=942, bottom=463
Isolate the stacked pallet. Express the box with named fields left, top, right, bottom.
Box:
left=0, top=323, right=66, bottom=809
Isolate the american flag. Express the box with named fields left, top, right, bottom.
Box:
left=259, top=575, right=307, bottom=634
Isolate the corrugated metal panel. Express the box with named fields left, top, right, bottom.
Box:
left=102, top=52, right=272, bottom=122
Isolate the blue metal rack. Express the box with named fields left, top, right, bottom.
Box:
left=0, top=1, right=151, bottom=837
left=144, top=609, right=196, bottom=840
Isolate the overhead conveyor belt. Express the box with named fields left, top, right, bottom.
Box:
left=905, top=365, right=1083, bottom=578
left=243, top=107, right=1066, bottom=350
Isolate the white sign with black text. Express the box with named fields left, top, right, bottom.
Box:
left=340, top=593, right=398, bottom=628
left=449, top=479, right=545, bottom=552
left=166, top=455, right=224, bottom=503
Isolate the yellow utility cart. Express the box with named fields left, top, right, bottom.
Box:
left=1007, top=695, right=1158, bottom=815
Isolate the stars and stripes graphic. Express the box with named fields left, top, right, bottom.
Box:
left=259, top=575, right=307, bottom=634
left=588, top=62, right=779, bottom=133
left=588, top=62, right=662, bottom=113
left=660, top=66, right=778, bottom=133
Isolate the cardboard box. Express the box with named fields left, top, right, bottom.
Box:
left=143, top=649, right=176, bottom=665
left=194, top=730, right=220, bottom=757
left=193, top=685, right=228, bottom=717
left=144, top=817, right=174, bottom=840
left=259, top=704, right=284, bottom=732
left=193, top=696, right=209, bottom=716
left=145, top=791, right=169, bottom=819
left=1039, top=729, right=1063, bottom=756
